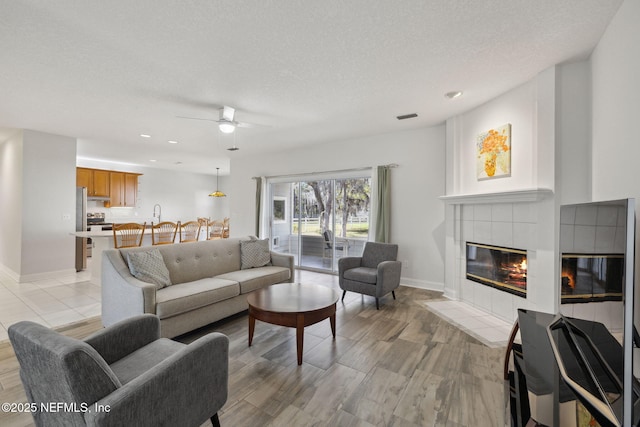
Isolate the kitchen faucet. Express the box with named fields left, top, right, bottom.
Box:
left=153, top=204, right=162, bottom=223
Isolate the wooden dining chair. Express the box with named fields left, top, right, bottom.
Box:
left=113, top=222, right=146, bottom=248
left=151, top=221, right=178, bottom=245
left=207, top=219, right=224, bottom=240
left=222, top=217, right=230, bottom=238
left=179, top=221, right=201, bottom=243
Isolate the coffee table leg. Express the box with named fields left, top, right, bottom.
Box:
left=296, top=314, right=304, bottom=365
left=330, top=313, right=336, bottom=339
left=248, top=313, right=255, bottom=346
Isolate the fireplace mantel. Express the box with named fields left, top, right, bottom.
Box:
left=439, top=188, right=553, bottom=205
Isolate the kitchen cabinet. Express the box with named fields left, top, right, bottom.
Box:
left=76, top=168, right=110, bottom=197
left=107, top=172, right=140, bottom=207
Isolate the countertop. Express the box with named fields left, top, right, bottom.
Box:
left=71, top=230, right=113, bottom=238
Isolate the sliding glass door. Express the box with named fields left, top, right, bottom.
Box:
left=268, top=175, right=371, bottom=273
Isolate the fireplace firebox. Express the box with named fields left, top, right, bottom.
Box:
left=561, top=254, right=624, bottom=303
left=466, top=242, right=527, bottom=298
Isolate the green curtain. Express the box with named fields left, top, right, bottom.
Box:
left=375, top=166, right=390, bottom=242
left=255, top=177, right=262, bottom=236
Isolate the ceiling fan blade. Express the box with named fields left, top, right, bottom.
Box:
left=176, top=115, right=219, bottom=122
left=236, top=121, right=269, bottom=129
left=221, top=106, right=235, bottom=122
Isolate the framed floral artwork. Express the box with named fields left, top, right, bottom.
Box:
left=476, top=123, right=511, bottom=180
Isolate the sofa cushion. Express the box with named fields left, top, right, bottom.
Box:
left=240, top=238, right=271, bottom=269
left=156, top=278, right=239, bottom=319
left=126, top=249, right=171, bottom=289
left=343, top=267, right=378, bottom=284
left=217, top=266, right=291, bottom=294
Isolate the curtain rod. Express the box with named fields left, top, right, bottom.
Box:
left=251, top=163, right=398, bottom=180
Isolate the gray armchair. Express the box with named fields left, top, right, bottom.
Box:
left=338, top=241, right=402, bottom=309
left=8, top=314, right=228, bottom=427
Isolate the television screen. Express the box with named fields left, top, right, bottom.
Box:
left=559, top=199, right=637, bottom=426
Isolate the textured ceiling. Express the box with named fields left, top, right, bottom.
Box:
left=0, top=0, right=623, bottom=175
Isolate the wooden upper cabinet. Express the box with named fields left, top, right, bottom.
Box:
left=76, top=168, right=92, bottom=190
left=107, top=171, right=140, bottom=207
left=92, top=170, right=110, bottom=197
left=76, top=167, right=110, bottom=197
left=124, top=173, right=138, bottom=207
left=109, top=172, right=124, bottom=207
left=77, top=167, right=141, bottom=206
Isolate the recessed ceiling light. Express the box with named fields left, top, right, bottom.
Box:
left=445, top=91, right=463, bottom=99
left=140, top=134, right=151, bottom=138
left=168, top=140, right=178, bottom=144
left=149, top=159, right=157, bottom=162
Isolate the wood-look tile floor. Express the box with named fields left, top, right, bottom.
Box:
left=0, top=271, right=508, bottom=427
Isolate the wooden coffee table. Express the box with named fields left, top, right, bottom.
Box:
left=247, top=283, right=340, bottom=365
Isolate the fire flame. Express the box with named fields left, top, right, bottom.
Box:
left=519, top=259, right=527, bottom=271
left=562, top=266, right=575, bottom=288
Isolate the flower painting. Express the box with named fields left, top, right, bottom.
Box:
left=477, top=123, right=511, bottom=180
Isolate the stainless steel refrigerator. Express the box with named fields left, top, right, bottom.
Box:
left=75, top=187, right=87, bottom=271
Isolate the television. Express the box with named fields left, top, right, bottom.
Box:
left=559, top=199, right=637, bottom=426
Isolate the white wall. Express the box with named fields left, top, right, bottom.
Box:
left=591, top=0, right=640, bottom=202
left=590, top=0, right=640, bottom=328
left=448, top=80, right=538, bottom=195
left=0, top=130, right=77, bottom=280
left=0, top=130, right=24, bottom=275
left=230, top=126, right=447, bottom=289
left=76, top=160, right=230, bottom=224
left=22, top=130, right=77, bottom=276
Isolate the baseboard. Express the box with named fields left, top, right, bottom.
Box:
left=0, top=263, right=20, bottom=282
left=443, top=288, right=459, bottom=300
left=0, top=264, right=78, bottom=283
left=400, top=277, right=444, bottom=292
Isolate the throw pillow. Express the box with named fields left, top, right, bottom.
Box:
left=126, top=249, right=172, bottom=289
left=240, top=238, right=271, bottom=270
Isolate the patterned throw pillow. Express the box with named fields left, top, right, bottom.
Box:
left=126, top=249, right=172, bottom=289
left=240, top=238, right=271, bottom=270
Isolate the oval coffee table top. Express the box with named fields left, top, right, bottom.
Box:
left=247, top=283, right=340, bottom=314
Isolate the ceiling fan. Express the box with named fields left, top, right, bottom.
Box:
left=177, top=106, right=264, bottom=134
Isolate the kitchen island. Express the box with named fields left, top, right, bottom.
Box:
left=71, top=229, right=159, bottom=285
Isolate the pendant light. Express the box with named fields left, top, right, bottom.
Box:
left=209, top=167, right=226, bottom=197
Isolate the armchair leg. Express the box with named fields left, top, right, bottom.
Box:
left=376, top=298, right=379, bottom=310
left=211, top=413, right=221, bottom=427
left=341, top=290, right=346, bottom=301
left=392, top=291, right=396, bottom=300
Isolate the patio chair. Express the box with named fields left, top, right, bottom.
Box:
left=322, top=229, right=349, bottom=259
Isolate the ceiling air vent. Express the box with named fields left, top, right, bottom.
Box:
left=396, top=113, right=418, bottom=120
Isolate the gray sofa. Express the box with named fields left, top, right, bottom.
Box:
left=102, top=237, right=294, bottom=338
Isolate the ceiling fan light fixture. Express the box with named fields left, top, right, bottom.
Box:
left=209, top=167, right=227, bottom=197
left=218, top=122, right=236, bottom=134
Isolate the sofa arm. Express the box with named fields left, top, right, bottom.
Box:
left=101, top=250, right=157, bottom=327
left=84, top=314, right=161, bottom=364
left=376, top=260, right=402, bottom=297
left=271, top=251, right=295, bottom=283
left=85, top=333, right=229, bottom=427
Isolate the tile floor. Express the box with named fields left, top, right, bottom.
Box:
left=0, top=267, right=100, bottom=342
left=425, top=300, right=514, bottom=348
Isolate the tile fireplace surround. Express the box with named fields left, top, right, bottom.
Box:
left=442, top=189, right=556, bottom=324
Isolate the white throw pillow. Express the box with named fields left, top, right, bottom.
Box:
left=126, top=249, right=172, bottom=289
left=240, top=238, right=271, bottom=270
